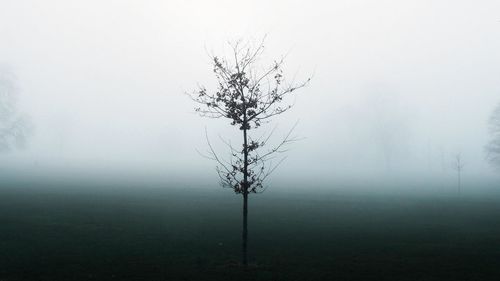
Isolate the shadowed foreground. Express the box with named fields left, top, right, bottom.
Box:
left=1, top=181, right=500, bottom=281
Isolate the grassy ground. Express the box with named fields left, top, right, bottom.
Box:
left=1, top=182, right=500, bottom=280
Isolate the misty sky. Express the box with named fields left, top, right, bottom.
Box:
left=1, top=1, right=499, bottom=184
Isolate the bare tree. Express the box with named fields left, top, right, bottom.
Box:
left=439, top=145, right=446, bottom=173
left=0, top=66, right=31, bottom=151
left=486, top=102, right=500, bottom=170
left=451, top=154, right=464, bottom=196
left=189, top=39, right=309, bottom=266
left=367, top=92, right=411, bottom=171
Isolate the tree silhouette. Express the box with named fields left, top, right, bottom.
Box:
left=451, top=153, right=464, bottom=196
left=189, top=39, right=309, bottom=266
left=0, top=66, right=31, bottom=151
left=368, top=93, right=411, bottom=172
left=486, top=102, right=500, bottom=170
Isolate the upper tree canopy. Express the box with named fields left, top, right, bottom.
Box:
left=486, top=102, right=500, bottom=169
left=0, top=66, right=31, bottom=151
left=192, top=39, right=309, bottom=131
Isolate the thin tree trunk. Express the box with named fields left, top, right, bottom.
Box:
left=242, top=125, right=249, bottom=266
left=242, top=191, right=248, bottom=266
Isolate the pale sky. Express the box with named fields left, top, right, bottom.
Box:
left=1, top=1, right=499, bottom=185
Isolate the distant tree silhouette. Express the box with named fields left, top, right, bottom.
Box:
left=189, top=39, right=309, bottom=266
left=366, top=92, right=411, bottom=172
left=451, top=153, right=464, bottom=195
left=0, top=66, right=31, bottom=151
left=486, top=102, right=500, bottom=170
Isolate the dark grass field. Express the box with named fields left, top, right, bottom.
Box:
left=1, top=180, right=500, bottom=280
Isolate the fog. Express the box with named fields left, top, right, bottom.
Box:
left=1, top=0, right=499, bottom=190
